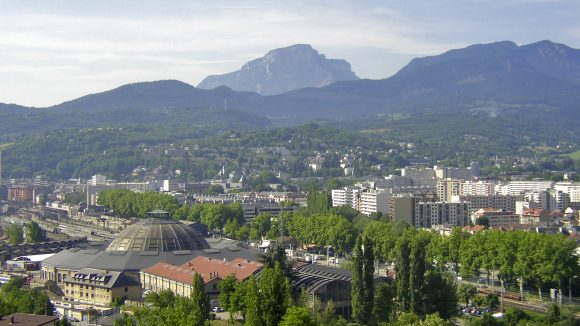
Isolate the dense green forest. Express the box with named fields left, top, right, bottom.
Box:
left=2, top=113, right=578, bottom=181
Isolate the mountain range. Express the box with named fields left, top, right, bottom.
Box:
left=1, top=40, right=579, bottom=140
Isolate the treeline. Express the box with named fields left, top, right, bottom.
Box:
left=0, top=277, right=54, bottom=318
left=97, top=189, right=180, bottom=218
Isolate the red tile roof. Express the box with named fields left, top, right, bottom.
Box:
left=141, top=256, right=262, bottom=285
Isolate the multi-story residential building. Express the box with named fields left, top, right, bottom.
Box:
left=434, top=166, right=472, bottom=180
left=388, top=196, right=415, bottom=225
left=377, top=175, right=414, bottom=189
left=400, top=167, right=437, bottom=188
left=62, top=268, right=141, bottom=308
left=242, top=204, right=296, bottom=223
left=472, top=208, right=520, bottom=226
left=525, top=190, right=570, bottom=211
left=331, top=187, right=361, bottom=209
left=359, top=189, right=389, bottom=216
left=496, top=180, right=554, bottom=196
left=456, top=195, right=520, bottom=214
left=8, top=185, right=34, bottom=202
left=459, top=180, right=494, bottom=196
left=520, top=208, right=552, bottom=226
left=89, top=174, right=107, bottom=186
left=436, top=179, right=462, bottom=202
left=547, top=189, right=570, bottom=210
left=413, top=201, right=469, bottom=228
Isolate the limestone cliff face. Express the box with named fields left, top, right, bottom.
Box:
left=197, top=44, right=359, bottom=95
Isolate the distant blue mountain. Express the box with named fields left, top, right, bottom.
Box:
left=1, top=40, right=579, bottom=136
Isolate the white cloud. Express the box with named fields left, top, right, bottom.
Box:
left=0, top=0, right=576, bottom=106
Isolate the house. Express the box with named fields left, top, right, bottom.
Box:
left=0, top=314, right=58, bottom=326
left=520, top=208, right=552, bottom=226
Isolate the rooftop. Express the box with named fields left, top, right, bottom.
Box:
left=105, top=218, right=209, bottom=252
left=141, top=256, right=263, bottom=285
left=0, top=314, right=58, bottom=326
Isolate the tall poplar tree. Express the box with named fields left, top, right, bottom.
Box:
left=244, top=277, right=263, bottom=326
left=352, top=235, right=375, bottom=324
left=396, top=231, right=412, bottom=313
left=259, top=263, right=292, bottom=326
left=191, top=272, right=209, bottom=325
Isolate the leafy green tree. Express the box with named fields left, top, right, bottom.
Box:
left=306, top=190, right=330, bottom=215
left=421, top=313, right=454, bottom=326
left=244, top=277, right=263, bottom=326
left=423, top=270, right=457, bottom=320
left=5, top=224, right=23, bottom=244
left=217, top=273, right=238, bottom=313
left=373, top=280, right=396, bottom=323
left=113, top=313, right=134, bottom=326
left=409, top=230, right=430, bottom=316
left=396, top=229, right=412, bottom=313
left=279, top=306, right=317, bottom=326
left=145, top=289, right=175, bottom=308
left=249, top=213, right=272, bottom=240
left=457, top=284, right=477, bottom=307
left=26, top=221, right=45, bottom=243
left=352, top=235, right=374, bottom=325
left=258, top=263, right=292, bottom=326
left=190, top=272, right=210, bottom=324
left=206, top=184, right=224, bottom=195
left=229, top=278, right=249, bottom=320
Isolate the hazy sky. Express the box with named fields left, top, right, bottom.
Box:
left=1, top=0, right=580, bottom=107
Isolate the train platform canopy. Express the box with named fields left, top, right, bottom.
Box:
left=11, top=253, right=55, bottom=262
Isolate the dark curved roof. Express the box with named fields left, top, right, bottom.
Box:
left=105, top=218, right=210, bottom=252
left=292, top=264, right=352, bottom=294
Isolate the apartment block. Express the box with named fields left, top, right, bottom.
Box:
left=359, top=189, right=389, bottom=216
left=413, top=201, right=469, bottom=228
left=456, top=195, right=520, bottom=214
left=472, top=208, right=520, bottom=226
left=331, top=187, right=361, bottom=209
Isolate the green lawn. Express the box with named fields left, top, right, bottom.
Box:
left=0, top=142, right=14, bottom=150
left=563, top=150, right=580, bottom=161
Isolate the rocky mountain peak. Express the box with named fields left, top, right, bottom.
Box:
left=197, top=44, right=359, bottom=95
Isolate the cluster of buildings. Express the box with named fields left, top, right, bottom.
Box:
left=38, top=217, right=264, bottom=320
left=332, top=165, right=580, bottom=229
left=16, top=214, right=352, bottom=321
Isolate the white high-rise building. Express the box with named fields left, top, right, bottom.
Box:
left=497, top=180, right=554, bottom=196
left=90, top=174, right=107, bottom=186
left=331, top=187, right=361, bottom=209
left=359, top=189, right=389, bottom=216
left=460, top=180, right=494, bottom=196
